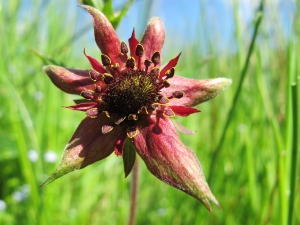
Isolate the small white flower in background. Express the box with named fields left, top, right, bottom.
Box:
left=28, top=149, right=38, bottom=162
left=44, top=150, right=58, bottom=163
left=68, top=208, right=77, bottom=218
left=157, top=208, right=166, bottom=216
left=238, top=124, right=248, bottom=133
left=0, top=199, right=7, bottom=211
left=12, top=191, right=27, bottom=202
left=12, top=184, right=30, bottom=202
left=34, top=91, right=44, bottom=101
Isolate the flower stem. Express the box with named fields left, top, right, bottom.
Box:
left=127, top=157, right=139, bottom=225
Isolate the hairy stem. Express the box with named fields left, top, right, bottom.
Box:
left=127, top=157, right=140, bottom=225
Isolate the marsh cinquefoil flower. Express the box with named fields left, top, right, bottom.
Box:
left=42, top=5, right=231, bottom=211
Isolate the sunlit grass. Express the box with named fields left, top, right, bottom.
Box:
left=0, top=1, right=299, bottom=225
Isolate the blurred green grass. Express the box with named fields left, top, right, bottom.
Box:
left=0, top=0, right=299, bottom=225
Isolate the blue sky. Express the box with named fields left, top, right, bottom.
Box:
left=16, top=0, right=295, bottom=57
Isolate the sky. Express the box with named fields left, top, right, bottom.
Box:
left=15, top=0, right=296, bottom=57
left=112, top=0, right=295, bottom=54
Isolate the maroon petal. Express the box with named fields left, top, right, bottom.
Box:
left=128, top=29, right=139, bottom=61
left=141, top=17, right=165, bottom=70
left=163, top=76, right=232, bottom=107
left=65, top=102, right=98, bottom=111
left=41, top=115, right=123, bottom=186
left=133, top=115, right=219, bottom=211
left=159, top=53, right=181, bottom=79
left=80, top=5, right=126, bottom=68
left=43, top=65, right=95, bottom=95
left=84, top=49, right=107, bottom=74
left=114, top=130, right=127, bottom=155
left=168, top=105, right=200, bottom=117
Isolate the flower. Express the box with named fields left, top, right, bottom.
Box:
left=42, top=5, right=231, bottom=212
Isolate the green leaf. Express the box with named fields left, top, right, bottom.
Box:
left=78, top=0, right=95, bottom=7
left=102, top=0, right=114, bottom=21
left=101, top=0, right=136, bottom=29
left=30, top=48, right=65, bottom=67
left=123, top=139, right=136, bottom=178
left=112, top=0, right=135, bottom=28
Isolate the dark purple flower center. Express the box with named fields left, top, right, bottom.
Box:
left=106, top=69, right=158, bottom=115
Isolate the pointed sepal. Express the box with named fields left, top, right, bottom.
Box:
left=40, top=115, right=122, bottom=186
left=132, top=115, right=219, bottom=211
left=43, top=65, right=94, bottom=95
left=128, top=29, right=139, bottom=61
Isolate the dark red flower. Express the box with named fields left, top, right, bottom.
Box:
left=42, top=5, right=231, bottom=211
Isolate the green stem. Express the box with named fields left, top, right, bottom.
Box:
left=208, top=1, right=264, bottom=183
left=287, top=82, right=299, bottom=225
left=127, top=157, right=139, bottom=225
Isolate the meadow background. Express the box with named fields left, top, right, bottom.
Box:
left=0, top=0, right=299, bottom=224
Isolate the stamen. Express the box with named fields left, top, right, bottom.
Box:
left=126, top=57, right=136, bottom=69
left=138, top=106, right=148, bottom=114
left=102, top=125, right=114, bottom=134
left=86, top=108, right=99, bottom=118
left=110, top=63, right=121, bottom=76
left=102, top=73, right=114, bottom=84
left=89, top=69, right=102, bottom=82
left=163, top=108, right=175, bottom=117
left=94, top=84, right=102, bottom=93
left=101, top=54, right=111, bottom=66
left=120, top=41, right=129, bottom=55
left=149, top=67, right=159, bottom=78
left=135, top=44, right=144, bottom=57
left=163, top=80, right=170, bottom=88
left=166, top=67, right=175, bottom=78
left=102, top=111, right=111, bottom=118
left=128, top=114, right=138, bottom=120
left=127, top=127, right=138, bottom=138
left=111, top=63, right=119, bottom=70
left=144, top=59, right=152, bottom=72
left=115, top=115, right=126, bottom=125
left=149, top=104, right=157, bottom=111
left=135, top=44, right=144, bottom=69
left=151, top=51, right=160, bottom=66
left=172, top=91, right=184, bottom=99
left=157, top=95, right=170, bottom=105
left=81, top=90, right=94, bottom=100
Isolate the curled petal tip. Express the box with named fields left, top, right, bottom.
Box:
left=42, top=65, right=50, bottom=72
left=79, top=5, right=126, bottom=67
left=43, top=65, right=58, bottom=75
left=166, top=76, right=232, bottom=107
left=208, top=77, right=232, bottom=91
left=197, top=77, right=232, bottom=103
left=43, top=65, right=58, bottom=77
left=201, top=194, right=220, bottom=212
